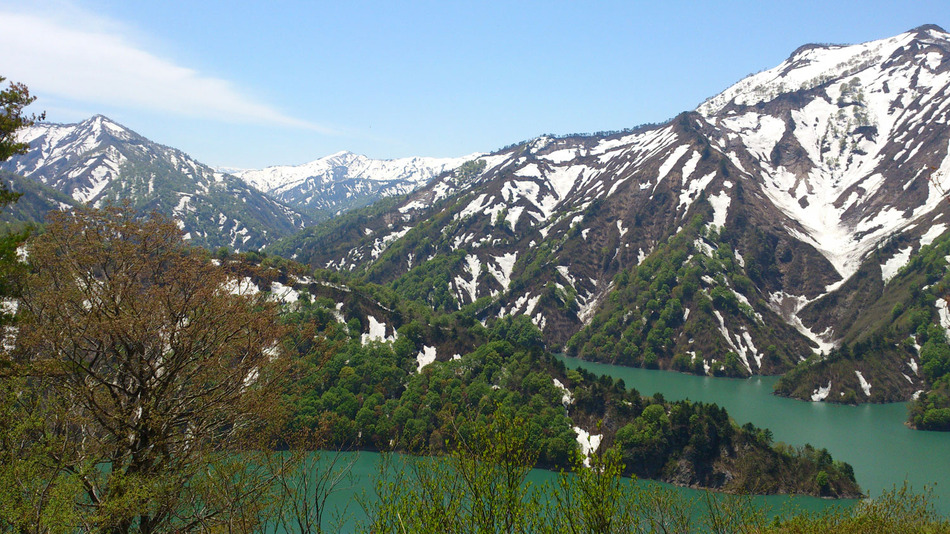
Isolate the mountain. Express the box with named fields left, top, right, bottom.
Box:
left=0, top=170, right=79, bottom=230
left=0, top=115, right=311, bottom=251
left=694, top=23, right=950, bottom=403
left=201, top=254, right=860, bottom=497
left=696, top=24, right=950, bottom=282
left=270, top=25, right=950, bottom=406
left=235, top=151, right=481, bottom=220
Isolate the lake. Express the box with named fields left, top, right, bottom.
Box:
left=293, top=450, right=850, bottom=533
left=557, top=355, right=950, bottom=516
left=287, top=356, right=950, bottom=531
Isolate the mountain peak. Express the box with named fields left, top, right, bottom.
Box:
left=911, top=23, right=947, bottom=35
left=787, top=42, right=835, bottom=58
left=86, top=114, right=122, bottom=128
left=236, top=150, right=481, bottom=217
left=77, top=114, right=138, bottom=143
left=695, top=27, right=949, bottom=117
left=783, top=25, right=949, bottom=61
left=1, top=115, right=309, bottom=250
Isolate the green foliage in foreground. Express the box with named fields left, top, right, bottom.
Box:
left=4, top=410, right=945, bottom=532
left=359, top=414, right=949, bottom=534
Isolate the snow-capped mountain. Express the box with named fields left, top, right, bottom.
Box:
left=698, top=23, right=950, bottom=282
left=0, top=115, right=311, bottom=250
left=271, top=25, right=950, bottom=403
left=235, top=151, right=481, bottom=219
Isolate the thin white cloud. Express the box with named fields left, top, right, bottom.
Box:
left=0, top=7, right=331, bottom=133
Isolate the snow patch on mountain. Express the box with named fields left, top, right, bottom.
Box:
left=573, top=426, right=602, bottom=467
left=855, top=370, right=872, bottom=396
left=656, top=145, right=691, bottom=186
left=709, top=190, right=731, bottom=228
left=416, top=346, right=437, bottom=372
left=812, top=381, right=832, bottom=401
left=545, top=165, right=585, bottom=201
left=881, top=247, right=913, bottom=284
left=679, top=171, right=717, bottom=212
left=362, top=316, right=393, bottom=345
left=937, top=298, right=950, bottom=338
left=921, top=223, right=948, bottom=246
left=515, top=163, right=541, bottom=179
left=225, top=277, right=260, bottom=296
left=553, top=378, right=574, bottom=406
left=768, top=291, right=836, bottom=354
left=718, top=114, right=786, bottom=161
left=269, top=281, right=300, bottom=303
left=458, top=255, right=481, bottom=303
left=488, top=252, right=518, bottom=290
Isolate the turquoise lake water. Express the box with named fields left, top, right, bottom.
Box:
left=280, top=356, right=950, bottom=531
left=558, top=355, right=950, bottom=516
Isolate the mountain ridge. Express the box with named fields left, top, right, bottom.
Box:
left=1, top=115, right=311, bottom=251
left=270, top=25, right=950, bottom=409
left=235, top=150, right=482, bottom=220
left=4, top=26, right=950, bottom=411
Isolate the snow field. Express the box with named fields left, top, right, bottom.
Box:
left=812, top=381, right=832, bottom=402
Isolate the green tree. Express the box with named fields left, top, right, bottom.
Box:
left=361, top=411, right=543, bottom=533
left=0, top=76, right=54, bottom=532
left=0, top=76, right=43, bottom=314
left=549, top=446, right=652, bottom=533
left=0, top=76, right=44, bottom=162
left=7, top=207, right=287, bottom=533
left=920, top=337, right=950, bottom=382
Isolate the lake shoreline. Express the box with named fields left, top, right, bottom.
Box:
left=556, top=354, right=950, bottom=516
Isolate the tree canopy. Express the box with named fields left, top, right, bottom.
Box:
left=5, top=207, right=287, bottom=532
left=0, top=77, right=44, bottom=162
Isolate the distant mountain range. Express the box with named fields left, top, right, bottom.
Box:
left=235, top=151, right=481, bottom=220
left=0, top=115, right=480, bottom=248
left=269, top=25, right=950, bottom=404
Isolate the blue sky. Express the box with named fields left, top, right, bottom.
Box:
left=2, top=0, right=948, bottom=168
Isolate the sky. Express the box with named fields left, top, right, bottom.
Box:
left=2, top=0, right=949, bottom=169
